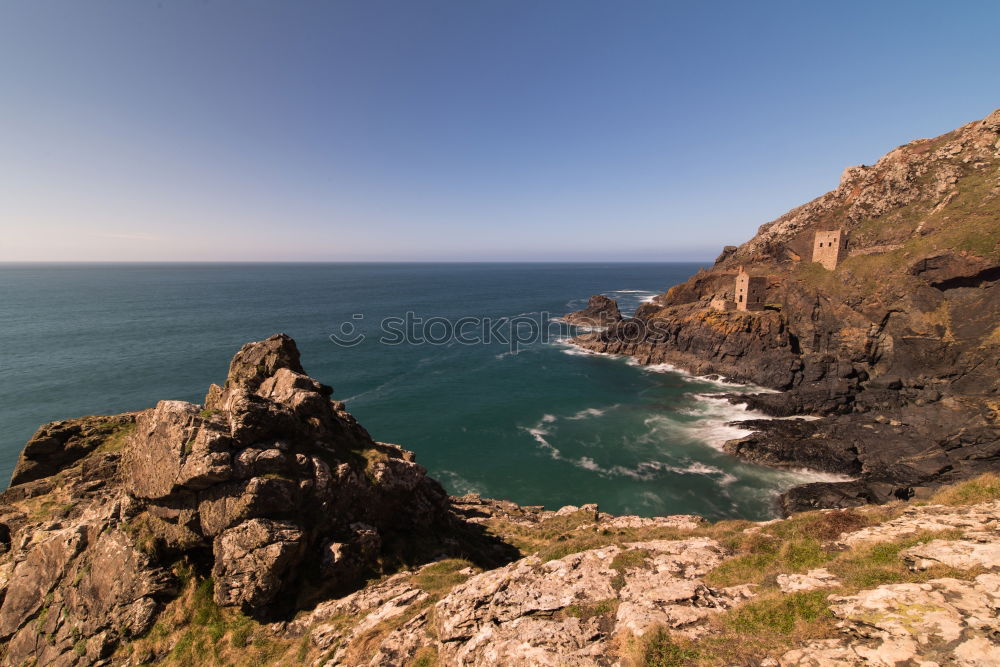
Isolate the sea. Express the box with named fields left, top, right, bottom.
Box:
left=0, top=262, right=842, bottom=520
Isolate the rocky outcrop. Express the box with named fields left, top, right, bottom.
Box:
left=782, top=575, right=1000, bottom=666
left=10, top=413, right=138, bottom=486
left=571, top=109, right=1000, bottom=511
left=288, top=496, right=1000, bottom=666
left=0, top=335, right=512, bottom=666
left=303, top=537, right=754, bottom=666
left=563, top=294, right=623, bottom=327
left=110, top=334, right=467, bottom=617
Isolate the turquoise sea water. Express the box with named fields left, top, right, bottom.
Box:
left=0, top=263, right=836, bottom=520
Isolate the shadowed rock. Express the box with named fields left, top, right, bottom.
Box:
left=564, top=294, right=623, bottom=327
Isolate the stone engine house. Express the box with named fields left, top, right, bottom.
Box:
left=735, top=266, right=766, bottom=312
left=813, top=229, right=847, bottom=270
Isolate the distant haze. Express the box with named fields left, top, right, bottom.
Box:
left=1, top=1, right=998, bottom=262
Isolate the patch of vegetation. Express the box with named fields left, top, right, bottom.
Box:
left=96, top=422, right=136, bottom=453
left=121, top=567, right=296, bottom=666
left=724, top=590, right=833, bottom=635
left=929, top=472, right=1000, bottom=506
left=483, top=509, right=695, bottom=563
left=562, top=598, right=618, bottom=620
left=638, top=627, right=700, bottom=666
left=607, top=548, right=649, bottom=589
left=705, top=508, right=881, bottom=588
left=259, top=472, right=296, bottom=482
left=829, top=529, right=967, bottom=590
left=412, top=559, right=477, bottom=594
left=408, top=645, right=439, bottom=667
left=198, top=408, right=222, bottom=420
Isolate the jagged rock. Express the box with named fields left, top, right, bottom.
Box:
left=123, top=400, right=233, bottom=500
left=212, top=518, right=305, bottom=611
left=0, top=335, right=503, bottom=665
left=575, top=307, right=803, bottom=389
left=714, top=245, right=738, bottom=264
left=778, top=639, right=864, bottom=666
left=594, top=514, right=705, bottom=531
left=826, top=574, right=1000, bottom=666
left=208, top=332, right=308, bottom=400
left=360, top=537, right=746, bottom=665
left=564, top=295, right=623, bottom=327
left=0, top=500, right=175, bottom=666
left=10, top=413, right=138, bottom=487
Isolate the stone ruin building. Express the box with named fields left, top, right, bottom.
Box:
left=735, top=266, right=766, bottom=311
left=711, top=266, right=766, bottom=312
left=813, top=229, right=847, bottom=269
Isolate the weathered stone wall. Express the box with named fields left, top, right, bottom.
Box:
left=735, top=271, right=766, bottom=311
left=812, top=229, right=844, bottom=269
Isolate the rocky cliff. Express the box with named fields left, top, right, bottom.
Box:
left=572, top=109, right=1000, bottom=511
left=0, top=335, right=514, bottom=666
left=1, top=336, right=999, bottom=665
left=562, top=295, right=623, bottom=327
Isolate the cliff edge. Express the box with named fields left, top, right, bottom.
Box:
left=572, top=109, right=1000, bottom=512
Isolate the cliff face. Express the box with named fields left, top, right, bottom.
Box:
left=1, top=336, right=998, bottom=666
left=0, top=335, right=513, bottom=666
left=573, top=109, right=1000, bottom=510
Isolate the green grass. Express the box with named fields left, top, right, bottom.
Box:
left=563, top=598, right=618, bottom=619
left=640, top=628, right=700, bottom=667
left=724, top=590, right=833, bottom=635
left=123, top=570, right=296, bottom=666
left=705, top=509, right=880, bottom=588
left=96, top=422, right=136, bottom=453
left=408, top=646, right=439, bottom=667
left=610, top=549, right=652, bottom=590
left=930, top=473, right=1000, bottom=505
left=412, top=559, right=477, bottom=594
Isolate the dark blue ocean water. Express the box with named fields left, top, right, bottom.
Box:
left=0, top=263, right=836, bottom=519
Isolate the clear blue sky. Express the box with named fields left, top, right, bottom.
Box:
left=1, top=1, right=998, bottom=262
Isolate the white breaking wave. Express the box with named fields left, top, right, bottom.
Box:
left=437, top=470, right=484, bottom=496
left=567, top=405, right=619, bottom=420
left=672, top=395, right=762, bottom=452
left=556, top=339, right=624, bottom=359
left=522, top=410, right=744, bottom=484
left=524, top=422, right=561, bottom=460
left=628, top=357, right=778, bottom=393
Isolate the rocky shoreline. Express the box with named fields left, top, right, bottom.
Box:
left=567, top=108, right=1000, bottom=514
left=0, top=334, right=998, bottom=665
